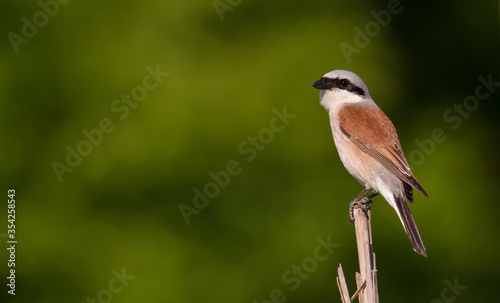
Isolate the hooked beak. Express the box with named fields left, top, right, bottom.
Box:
left=312, top=78, right=332, bottom=90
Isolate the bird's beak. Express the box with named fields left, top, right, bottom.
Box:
left=312, top=78, right=332, bottom=90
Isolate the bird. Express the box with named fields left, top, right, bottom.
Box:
left=312, top=69, right=428, bottom=257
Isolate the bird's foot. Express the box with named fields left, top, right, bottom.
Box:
left=349, top=196, right=373, bottom=222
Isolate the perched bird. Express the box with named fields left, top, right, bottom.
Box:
left=312, top=70, right=428, bottom=256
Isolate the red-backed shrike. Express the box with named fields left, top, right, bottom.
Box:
left=312, top=70, right=428, bottom=256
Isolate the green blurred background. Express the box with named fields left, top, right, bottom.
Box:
left=1, top=0, right=499, bottom=302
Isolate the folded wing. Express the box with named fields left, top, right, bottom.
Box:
left=338, top=104, right=428, bottom=198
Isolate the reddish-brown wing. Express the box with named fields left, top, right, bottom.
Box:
left=338, top=104, right=428, bottom=198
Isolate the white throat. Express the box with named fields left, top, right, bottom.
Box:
left=319, top=89, right=370, bottom=113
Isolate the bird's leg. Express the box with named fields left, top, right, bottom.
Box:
left=349, top=190, right=378, bottom=222
left=353, top=188, right=369, bottom=202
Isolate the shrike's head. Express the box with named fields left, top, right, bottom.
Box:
left=312, top=70, right=372, bottom=112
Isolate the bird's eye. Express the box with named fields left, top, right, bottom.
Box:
left=339, top=79, right=349, bottom=88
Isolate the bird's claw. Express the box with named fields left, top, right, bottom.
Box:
left=349, top=197, right=373, bottom=222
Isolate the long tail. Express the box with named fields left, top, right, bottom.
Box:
left=394, top=194, right=427, bottom=257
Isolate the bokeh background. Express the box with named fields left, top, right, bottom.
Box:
left=1, top=0, right=499, bottom=302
